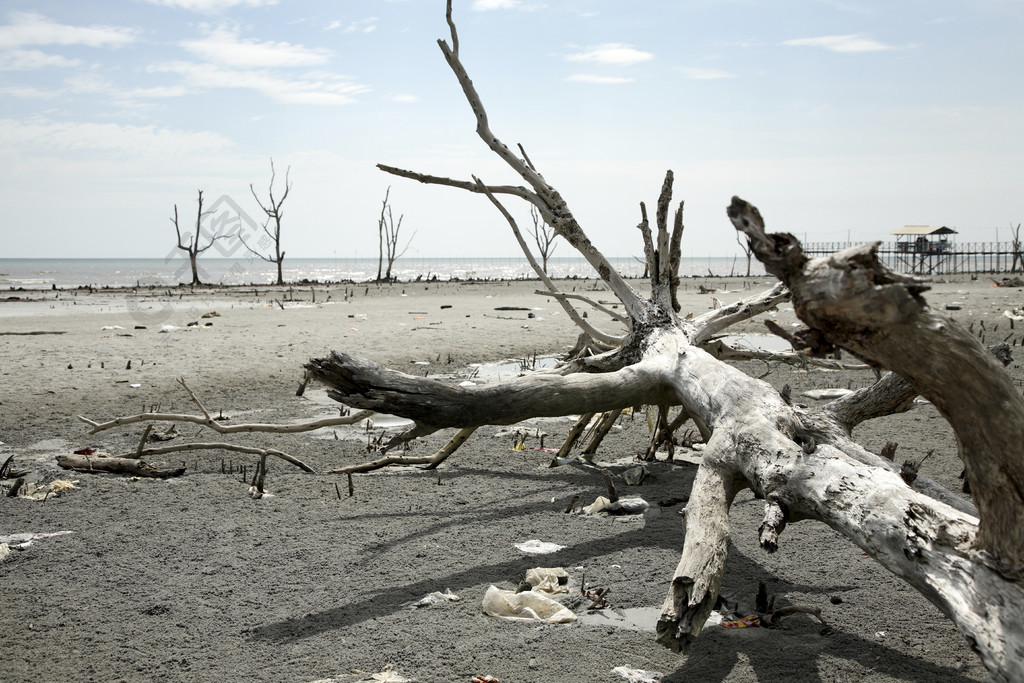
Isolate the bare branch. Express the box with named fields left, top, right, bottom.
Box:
left=690, top=282, right=789, bottom=344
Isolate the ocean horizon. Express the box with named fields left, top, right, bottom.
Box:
left=0, top=256, right=765, bottom=290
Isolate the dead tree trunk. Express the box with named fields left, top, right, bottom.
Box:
left=241, top=158, right=291, bottom=286
left=304, top=4, right=1024, bottom=679
left=376, top=187, right=414, bottom=282
left=172, top=190, right=233, bottom=286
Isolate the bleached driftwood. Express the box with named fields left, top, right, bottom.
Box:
left=305, top=4, right=1024, bottom=679
left=78, top=377, right=372, bottom=473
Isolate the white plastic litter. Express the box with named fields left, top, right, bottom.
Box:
left=408, top=588, right=461, bottom=609
left=611, top=665, right=663, bottom=683
left=0, top=543, right=9, bottom=563
left=582, top=496, right=649, bottom=515
left=481, top=585, right=576, bottom=623
left=523, top=567, right=569, bottom=594
left=514, top=539, right=565, bottom=555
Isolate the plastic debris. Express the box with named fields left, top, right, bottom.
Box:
left=523, top=567, right=569, bottom=594
left=721, top=615, right=761, bottom=628
left=18, top=480, right=79, bottom=501
left=470, top=677, right=499, bottom=683
left=308, top=665, right=413, bottom=683
left=514, top=539, right=565, bottom=555
left=481, top=585, right=576, bottom=623
left=407, top=588, right=461, bottom=609
left=582, top=496, right=649, bottom=516
left=622, top=465, right=648, bottom=486
left=0, top=543, right=9, bottom=563
left=611, top=666, right=663, bottom=683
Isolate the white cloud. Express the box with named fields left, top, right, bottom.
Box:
left=325, top=18, right=378, bottom=34
left=388, top=93, right=418, bottom=103
left=149, top=61, right=369, bottom=105
left=0, top=85, right=61, bottom=98
left=679, top=66, right=736, bottom=80
left=143, top=0, right=278, bottom=13
left=0, top=48, right=81, bottom=70
left=0, top=118, right=232, bottom=156
left=566, top=43, right=653, bottom=66
left=566, top=74, right=633, bottom=84
left=182, top=26, right=330, bottom=67
left=0, top=12, right=137, bottom=49
left=472, top=0, right=524, bottom=9
left=783, top=34, right=899, bottom=53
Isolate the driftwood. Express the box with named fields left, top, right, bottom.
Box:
left=79, top=4, right=1024, bottom=679
left=307, top=3, right=1024, bottom=679
left=57, top=453, right=185, bottom=479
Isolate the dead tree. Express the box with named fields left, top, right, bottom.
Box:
left=735, top=229, right=753, bottom=277
left=529, top=205, right=558, bottom=274
left=92, top=4, right=1023, bottom=679
left=172, top=189, right=232, bottom=286
left=1011, top=222, right=1022, bottom=274
left=376, top=186, right=414, bottom=282
left=241, top=158, right=291, bottom=286
left=303, top=4, right=1024, bottom=679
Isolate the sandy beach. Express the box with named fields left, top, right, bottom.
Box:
left=1, top=274, right=1017, bottom=682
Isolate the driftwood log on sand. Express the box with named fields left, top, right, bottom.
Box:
left=79, top=3, right=1024, bottom=679
left=56, top=453, right=185, bottom=479
left=306, top=3, right=1024, bottom=679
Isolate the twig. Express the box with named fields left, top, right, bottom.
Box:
left=124, top=442, right=314, bottom=473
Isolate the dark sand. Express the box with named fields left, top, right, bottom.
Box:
left=1, top=277, right=1013, bottom=682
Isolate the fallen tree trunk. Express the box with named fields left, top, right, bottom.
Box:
left=306, top=3, right=1024, bottom=678
left=79, top=3, right=1024, bottom=679
left=57, top=453, right=185, bottom=478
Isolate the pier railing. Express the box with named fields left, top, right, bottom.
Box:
left=802, top=242, right=1024, bottom=275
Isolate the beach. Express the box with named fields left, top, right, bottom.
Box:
left=0, top=275, right=1014, bottom=682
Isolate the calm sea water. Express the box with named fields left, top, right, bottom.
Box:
left=0, top=256, right=764, bottom=290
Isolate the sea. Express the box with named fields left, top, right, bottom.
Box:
left=0, top=256, right=764, bottom=290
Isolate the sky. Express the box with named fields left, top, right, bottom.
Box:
left=0, top=0, right=1021, bottom=260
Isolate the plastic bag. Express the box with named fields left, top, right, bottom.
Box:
left=481, top=585, right=576, bottom=623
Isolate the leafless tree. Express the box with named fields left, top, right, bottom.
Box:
left=100, top=5, right=1024, bottom=679
left=1011, top=222, right=1022, bottom=273
left=171, top=189, right=232, bottom=286
left=241, top=159, right=292, bottom=286
left=735, top=230, right=753, bottom=277
left=528, top=205, right=558, bottom=274
left=376, top=186, right=414, bottom=282
left=320, top=4, right=1024, bottom=679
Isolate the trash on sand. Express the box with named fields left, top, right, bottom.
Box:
left=1004, top=309, right=1024, bottom=321
left=722, top=615, right=761, bottom=628
left=622, top=465, right=648, bottom=486
left=470, top=676, right=499, bottom=683
left=802, top=388, right=854, bottom=400
left=18, top=480, right=79, bottom=501
left=308, top=664, right=413, bottom=683
left=408, top=588, right=461, bottom=609
left=582, top=496, right=649, bottom=516
left=0, top=530, right=73, bottom=557
left=514, top=539, right=565, bottom=555
left=523, top=567, right=569, bottom=594
left=611, top=665, right=664, bottom=683
left=482, top=585, right=576, bottom=623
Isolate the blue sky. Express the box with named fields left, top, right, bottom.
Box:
left=1, top=0, right=1021, bottom=260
